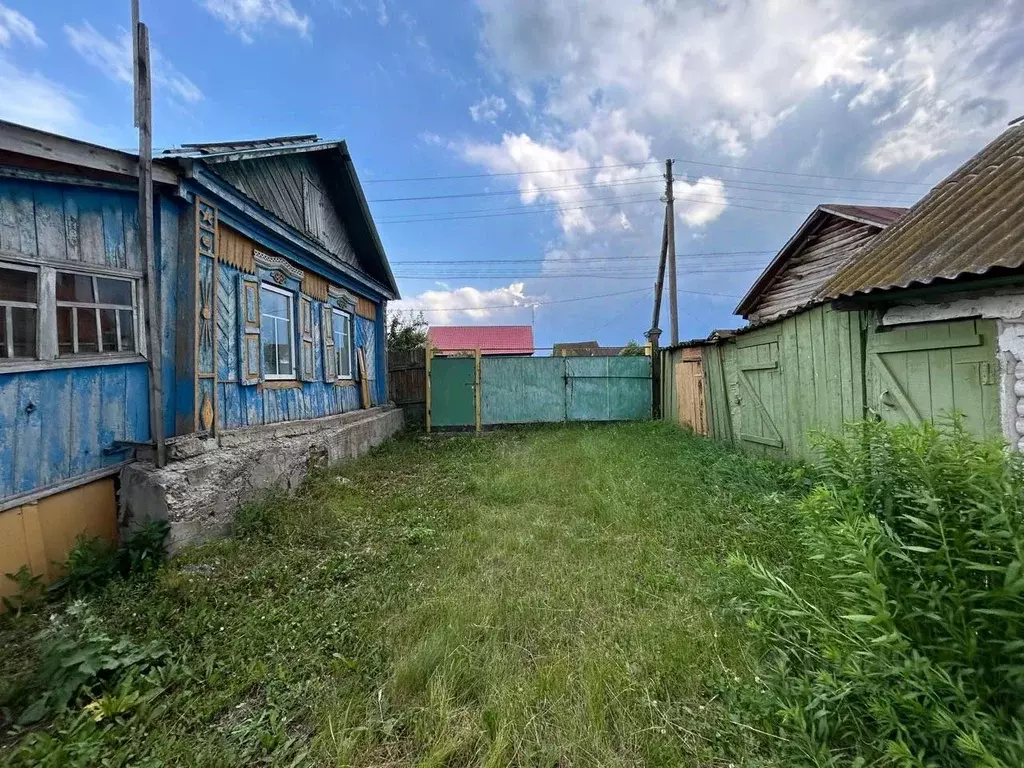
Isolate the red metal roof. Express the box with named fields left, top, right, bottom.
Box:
left=428, top=325, right=535, bottom=355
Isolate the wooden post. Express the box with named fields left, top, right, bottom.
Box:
left=646, top=327, right=662, bottom=420
left=665, top=159, right=678, bottom=347
left=474, top=347, right=482, bottom=434
left=134, top=8, right=165, bottom=468
left=425, top=345, right=433, bottom=433
left=357, top=348, right=371, bottom=409
left=650, top=215, right=668, bottom=333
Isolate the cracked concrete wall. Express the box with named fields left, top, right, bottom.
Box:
left=881, top=290, right=1024, bottom=449
left=120, top=406, right=404, bottom=551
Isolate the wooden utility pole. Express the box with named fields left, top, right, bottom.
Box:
left=133, top=0, right=165, bottom=467
left=649, top=215, right=668, bottom=333
left=665, top=159, right=678, bottom=346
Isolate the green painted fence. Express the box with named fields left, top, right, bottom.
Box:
left=430, top=355, right=651, bottom=428
left=696, top=305, right=1001, bottom=460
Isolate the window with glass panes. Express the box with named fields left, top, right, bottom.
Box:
left=260, top=283, right=295, bottom=379
left=332, top=308, right=352, bottom=379
left=55, top=271, right=137, bottom=356
left=0, top=264, right=38, bottom=359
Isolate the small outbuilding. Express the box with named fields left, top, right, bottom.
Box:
left=667, top=119, right=1024, bottom=457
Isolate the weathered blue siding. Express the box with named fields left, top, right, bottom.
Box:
left=0, top=176, right=159, bottom=504
left=215, top=262, right=384, bottom=430
left=0, top=179, right=143, bottom=269
left=0, top=364, right=149, bottom=499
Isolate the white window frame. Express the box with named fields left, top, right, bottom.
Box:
left=54, top=269, right=140, bottom=357
left=0, top=261, right=40, bottom=361
left=260, top=282, right=296, bottom=381
left=333, top=307, right=353, bottom=380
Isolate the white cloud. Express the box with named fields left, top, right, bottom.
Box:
left=392, top=282, right=532, bottom=324
left=0, top=59, right=87, bottom=135
left=462, top=109, right=661, bottom=234
left=469, top=94, right=507, bottom=123
left=474, top=0, right=1024, bottom=168
left=65, top=22, right=203, bottom=104
left=376, top=0, right=388, bottom=26
left=201, top=0, right=311, bottom=42
left=0, top=6, right=90, bottom=137
left=0, top=4, right=42, bottom=48
left=674, top=177, right=728, bottom=228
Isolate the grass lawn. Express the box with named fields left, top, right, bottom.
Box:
left=0, top=423, right=806, bottom=766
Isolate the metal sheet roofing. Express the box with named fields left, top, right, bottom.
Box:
left=428, top=325, right=535, bottom=355
left=163, top=134, right=399, bottom=299
left=820, top=123, right=1024, bottom=299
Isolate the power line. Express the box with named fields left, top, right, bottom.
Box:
left=378, top=191, right=660, bottom=221
left=395, top=286, right=740, bottom=313
left=376, top=180, right=913, bottom=225
left=390, top=250, right=774, bottom=264
left=378, top=196, right=663, bottom=224
left=362, top=159, right=664, bottom=183
left=671, top=155, right=931, bottom=187
left=378, top=194, right=808, bottom=224
left=360, top=157, right=930, bottom=189
left=368, top=175, right=663, bottom=203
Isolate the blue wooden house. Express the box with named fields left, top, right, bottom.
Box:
left=0, top=122, right=400, bottom=592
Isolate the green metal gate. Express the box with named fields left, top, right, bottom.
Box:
left=427, top=353, right=652, bottom=430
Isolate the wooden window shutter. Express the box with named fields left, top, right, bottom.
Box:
left=237, top=274, right=261, bottom=385
left=322, top=304, right=336, bottom=382
left=303, top=176, right=325, bottom=241
left=299, top=295, right=315, bottom=381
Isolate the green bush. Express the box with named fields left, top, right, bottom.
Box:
left=734, top=418, right=1024, bottom=766
left=50, top=521, right=170, bottom=598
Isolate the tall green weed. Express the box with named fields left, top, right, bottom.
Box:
left=735, top=418, right=1024, bottom=766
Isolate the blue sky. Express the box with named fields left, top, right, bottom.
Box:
left=1, top=0, right=1022, bottom=349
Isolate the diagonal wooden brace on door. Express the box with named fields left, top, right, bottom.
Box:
left=738, top=361, right=784, bottom=448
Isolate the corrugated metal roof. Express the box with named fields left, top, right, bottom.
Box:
left=428, top=325, right=535, bottom=355
left=820, top=123, right=1024, bottom=299
left=163, top=135, right=333, bottom=160
left=734, top=204, right=907, bottom=317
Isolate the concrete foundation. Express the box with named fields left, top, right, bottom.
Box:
left=120, top=406, right=404, bottom=551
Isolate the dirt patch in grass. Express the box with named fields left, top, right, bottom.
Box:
left=0, top=423, right=806, bottom=766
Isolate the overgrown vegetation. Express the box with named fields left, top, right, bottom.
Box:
left=1, top=420, right=1021, bottom=766
left=387, top=309, right=428, bottom=352
left=733, top=418, right=1024, bottom=766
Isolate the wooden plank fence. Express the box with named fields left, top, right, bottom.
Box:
left=388, top=348, right=426, bottom=426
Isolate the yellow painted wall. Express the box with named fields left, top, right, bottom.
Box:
left=0, top=478, right=118, bottom=609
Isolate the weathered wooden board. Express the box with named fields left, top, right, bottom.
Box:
left=0, top=363, right=149, bottom=502
left=0, top=179, right=143, bottom=269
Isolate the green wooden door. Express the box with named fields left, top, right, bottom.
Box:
left=430, top=356, right=477, bottom=428
left=735, top=336, right=786, bottom=451
left=865, top=319, right=1000, bottom=438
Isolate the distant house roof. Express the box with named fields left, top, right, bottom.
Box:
left=552, top=341, right=625, bottom=357
left=428, top=325, right=534, bottom=355
left=820, top=122, right=1024, bottom=299
left=163, top=134, right=399, bottom=299
left=734, top=203, right=908, bottom=320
